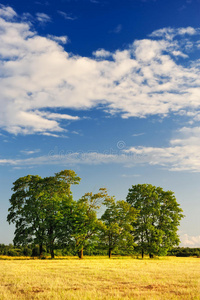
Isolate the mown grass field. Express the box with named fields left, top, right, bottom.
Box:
left=0, top=256, right=200, bottom=299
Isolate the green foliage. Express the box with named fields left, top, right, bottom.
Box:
left=6, top=171, right=185, bottom=259
left=0, top=244, right=33, bottom=256
left=99, top=197, right=138, bottom=257
left=7, top=175, right=44, bottom=247
left=168, top=247, right=200, bottom=257
left=2, top=243, right=200, bottom=258
left=69, top=188, right=108, bottom=258
left=7, top=170, right=81, bottom=258
left=22, top=246, right=32, bottom=256
left=126, top=184, right=184, bottom=258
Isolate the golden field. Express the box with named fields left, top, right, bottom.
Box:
left=0, top=256, right=200, bottom=299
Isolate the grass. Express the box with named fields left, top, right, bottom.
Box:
left=0, top=256, right=200, bottom=299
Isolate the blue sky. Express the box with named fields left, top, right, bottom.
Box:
left=1, top=0, right=200, bottom=246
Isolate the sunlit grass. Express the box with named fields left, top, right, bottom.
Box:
left=0, top=256, right=200, bottom=299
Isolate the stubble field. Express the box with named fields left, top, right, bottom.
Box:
left=0, top=256, right=200, bottom=300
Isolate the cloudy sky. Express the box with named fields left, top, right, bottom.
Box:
left=0, top=0, right=200, bottom=247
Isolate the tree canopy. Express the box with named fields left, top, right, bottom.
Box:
left=7, top=172, right=184, bottom=259
left=99, top=197, right=138, bottom=258
left=69, top=188, right=108, bottom=258
left=7, top=170, right=81, bottom=258
left=126, top=184, right=184, bottom=258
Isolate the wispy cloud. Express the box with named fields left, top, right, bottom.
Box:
left=36, top=12, right=51, bottom=23
left=110, top=24, right=122, bottom=34
left=150, top=26, right=199, bottom=40
left=22, top=12, right=35, bottom=22
left=38, top=111, right=80, bottom=120
left=57, top=10, right=77, bottom=20
left=125, top=126, right=200, bottom=172
left=132, top=133, right=145, bottom=137
left=20, top=149, right=40, bottom=155
left=121, top=174, right=141, bottom=178
left=2, top=124, right=200, bottom=172
left=41, top=132, right=68, bottom=138
left=47, top=35, right=69, bottom=44
left=0, top=150, right=142, bottom=167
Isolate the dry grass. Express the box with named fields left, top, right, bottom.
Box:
left=0, top=256, right=200, bottom=299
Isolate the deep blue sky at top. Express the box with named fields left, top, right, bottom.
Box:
left=1, top=0, right=199, bottom=56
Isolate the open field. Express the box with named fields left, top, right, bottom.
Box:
left=0, top=256, right=200, bottom=299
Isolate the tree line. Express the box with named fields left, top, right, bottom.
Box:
left=1, top=244, right=199, bottom=258
left=7, top=170, right=184, bottom=259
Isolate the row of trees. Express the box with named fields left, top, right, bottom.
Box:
left=2, top=244, right=199, bottom=258
left=168, top=247, right=200, bottom=257
left=7, top=170, right=184, bottom=258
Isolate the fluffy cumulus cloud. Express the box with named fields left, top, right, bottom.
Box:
left=0, top=4, right=16, bottom=19
left=0, top=6, right=200, bottom=137
left=180, top=233, right=200, bottom=247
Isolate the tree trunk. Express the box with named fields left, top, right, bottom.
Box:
left=49, top=225, right=54, bottom=259
left=109, top=248, right=112, bottom=258
left=141, top=249, right=144, bottom=259
left=78, top=248, right=83, bottom=259
left=39, top=243, right=43, bottom=257
left=50, top=247, right=54, bottom=259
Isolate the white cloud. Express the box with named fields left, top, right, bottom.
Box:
left=171, top=50, right=188, bottom=58
left=180, top=233, right=200, bottom=247
left=93, top=49, right=112, bottom=58
left=0, top=5, right=17, bottom=19
left=41, top=132, right=63, bottom=138
left=1, top=124, right=200, bottom=172
left=178, top=27, right=197, bottom=36
left=150, top=26, right=199, bottom=40
left=0, top=158, right=17, bottom=165
left=0, top=151, right=139, bottom=167
left=36, top=12, right=51, bottom=23
left=132, top=133, right=145, bottom=137
left=121, top=174, right=141, bottom=178
left=57, top=10, right=77, bottom=21
left=47, top=35, right=68, bottom=44
left=37, top=111, right=80, bottom=120
left=124, top=126, right=200, bottom=172
left=20, top=149, right=40, bottom=155
left=1, top=6, right=200, bottom=136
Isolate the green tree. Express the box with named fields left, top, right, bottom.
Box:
left=7, top=170, right=80, bottom=258
left=99, top=197, right=137, bottom=258
left=126, top=184, right=184, bottom=258
left=40, top=170, right=80, bottom=258
left=69, top=188, right=108, bottom=259
left=7, top=175, right=46, bottom=255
